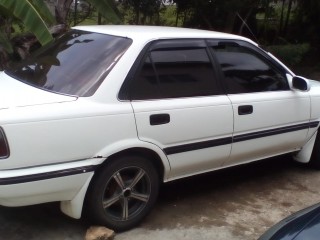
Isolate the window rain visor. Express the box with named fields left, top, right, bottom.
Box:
left=5, top=30, right=132, bottom=97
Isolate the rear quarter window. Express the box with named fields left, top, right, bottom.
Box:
left=6, top=30, right=132, bottom=97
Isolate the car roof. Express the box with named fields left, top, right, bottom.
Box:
left=73, top=25, right=257, bottom=45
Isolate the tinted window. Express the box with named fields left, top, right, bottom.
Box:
left=212, top=44, right=289, bottom=94
left=130, top=44, right=219, bottom=100
left=6, top=30, right=132, bottom=97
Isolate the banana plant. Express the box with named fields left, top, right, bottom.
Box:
left=0, top=0, right=54, bottom=47
left=0, top=0, right=56, bottom=69
left=0, top=0, right=121, bottom=50
left=0, top=0, right=121, bottom=70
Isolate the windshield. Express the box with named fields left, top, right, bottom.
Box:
left=5, top=30, right=132, bottom=97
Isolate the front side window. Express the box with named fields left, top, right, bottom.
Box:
left=6, top=30, right=132, bottom=97
left=212, top=43, right=289, bottom=94
left=130, top=41, right=220, bottom=100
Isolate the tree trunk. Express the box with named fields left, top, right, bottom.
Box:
left=224, top=12, right=237, bottom=33
left=263, top=0, right=270, bottom=36
left=74, top=0, right=78, bottom=26
left=136, top=10, right=140, bottom=24
left=55, top=0, right=73, bottom=24
left=283, top=0, right=293, bottom=36
left=98, top=13, right=102, bottom=25
left=279, top=0, right=286, bottom=35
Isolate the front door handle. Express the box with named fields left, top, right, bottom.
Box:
left=150, top=114, right=170, bottom=126
left=238, top=105, right=253, bottom=115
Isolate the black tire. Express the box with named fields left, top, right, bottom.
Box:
left=309, top=133, right=320, bottom=169
left=85, top=155, right=159, bottom=231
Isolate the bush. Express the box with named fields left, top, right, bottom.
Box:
left=266, top=43, right=310, bottom=67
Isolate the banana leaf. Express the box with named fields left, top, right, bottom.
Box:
left=0, top=0, right=53, bottom=45
left=29, top=0, right=56, bottom=25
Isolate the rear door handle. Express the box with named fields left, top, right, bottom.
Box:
left=150, top=114, right=170, bottom=126
left=238, top=105, right=253, bottom=115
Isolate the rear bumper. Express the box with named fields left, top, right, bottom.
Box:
left=0, top=159, right=100, bottom=207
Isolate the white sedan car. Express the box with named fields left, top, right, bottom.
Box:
left=0, top=25, right=319, bottom=231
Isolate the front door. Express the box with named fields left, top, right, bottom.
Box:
left=209, top=40, right=311, bottom=166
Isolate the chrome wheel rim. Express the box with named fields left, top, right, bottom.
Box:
left=102, top=166, right=151, bottom=221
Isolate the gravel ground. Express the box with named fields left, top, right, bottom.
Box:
left=1, top=155, right=320, bottom=240
left=117, top=156, right=320, bottom=240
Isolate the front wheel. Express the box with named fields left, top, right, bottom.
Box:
left=85, top=155, right=159, bottom=231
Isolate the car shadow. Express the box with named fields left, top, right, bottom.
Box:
left=0, top=202, right=88, bottom=239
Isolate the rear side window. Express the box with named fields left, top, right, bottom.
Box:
left=129, top=40, right=220, bottom=100
left=212, top=44, right=289, bottom=94
left=6, top=30, right=132, bottom=97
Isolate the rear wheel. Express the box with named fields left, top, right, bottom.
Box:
left=85, top=155, right=159, bottom=231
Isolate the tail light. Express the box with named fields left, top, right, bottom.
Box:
left=0, top=128, right=9, bottom=158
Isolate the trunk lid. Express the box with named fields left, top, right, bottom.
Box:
left=0, top=72, right=77, bottom=109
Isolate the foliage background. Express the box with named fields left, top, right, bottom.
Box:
left=0, top=0, right=319, bottom=75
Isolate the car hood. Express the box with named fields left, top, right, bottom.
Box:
left=0, top=72, right=77, bottom=109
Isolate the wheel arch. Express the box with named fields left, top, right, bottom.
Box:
left=99, top=147, right=168, bottom=182
left=95, top=139, right=171, bottom=182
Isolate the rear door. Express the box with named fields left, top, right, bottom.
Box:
left=126, top=39, right=234, bottom=179
left=209, top=40, right=311, bottom=166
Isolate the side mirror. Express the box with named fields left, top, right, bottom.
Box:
left=292, top=76, right=310, bottom=91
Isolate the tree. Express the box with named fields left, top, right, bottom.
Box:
left=294, top=0, right=320, bottom=43
left=119, top=0, right=164, bottom=25
left=172, top=0, right=260, bottom=36
left=55, top=0, right=121, bottom=25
